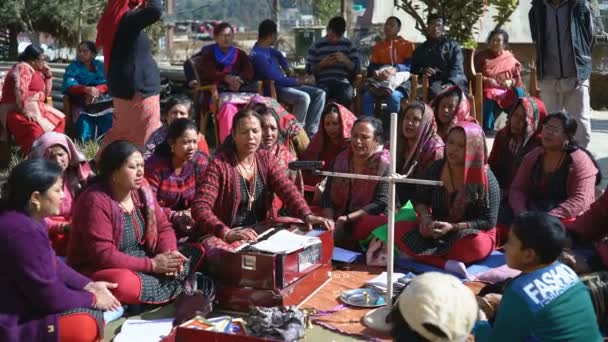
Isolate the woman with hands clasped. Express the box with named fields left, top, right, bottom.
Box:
left=68, top=140, right=205, bottom=305
left=0, top=159, right=117, bottom=342
left=395, top=122, right=500, bottom=277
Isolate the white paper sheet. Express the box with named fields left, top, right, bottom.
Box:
left=365, top=272, right=406, bottom=290
left=251, top=229, right=321, bottom=254
left=113, top=318, right=174, bottom=342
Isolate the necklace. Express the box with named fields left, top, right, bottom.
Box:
left=237, top=159, right=257, bottom=211
left=118, top=192, right=134, bottom=213
left=239, top=157, right=256, bottom=172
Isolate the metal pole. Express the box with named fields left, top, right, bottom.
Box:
left=314, top=170, right=443, bottom=186
left=386, top=112, right=398, bottom=304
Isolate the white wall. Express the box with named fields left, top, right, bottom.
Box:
left=368, top=1, right=533, bottom=44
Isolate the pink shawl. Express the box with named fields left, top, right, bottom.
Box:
left=301, top=103, right=357, bottom=162
left=29, top=131, right=91, bottom=181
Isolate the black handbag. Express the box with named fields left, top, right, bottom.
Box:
left=173, top=272, right=215, bottom=326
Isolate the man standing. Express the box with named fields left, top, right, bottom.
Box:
left=306, top=16, right=361, bottom=108
left=529, top=0, right=595, bottom=148
left=250, top=19, right=326, bottom=136
left=411, top=14, right=468, bottom=99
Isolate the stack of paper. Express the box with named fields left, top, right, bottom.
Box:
left=114, top=318, right=174, bottom=342
left=251, top=229, right=321, bottom=254
left=365, top=272, right=415, bottom=293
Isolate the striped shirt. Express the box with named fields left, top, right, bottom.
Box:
left=305, top=37, right=360, bottom=84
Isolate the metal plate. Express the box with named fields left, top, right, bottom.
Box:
left=340, top=288, right=386, bottom=308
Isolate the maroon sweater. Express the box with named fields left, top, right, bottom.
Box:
left=192, top=148, right=312, bottom=239
left=195, top=47, right=254, bottom=86
left=509, top=147, right=598, bottom=219
left=0, top=211, right=94, bottom=342
left=567, top=185, right=608, bottom=267
left=68, top=181, right=177, bottom=275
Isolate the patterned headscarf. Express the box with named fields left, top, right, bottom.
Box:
left=447, top=122, right=489, bottom=222
left=505, top=96, right=547, bottom=157
left=301, top=103, right=357, bottom=161
left=398, top=102, right=445, bottom=177
left=246, top=95, right=303, bottom=150
left=29, top=131, right=91, bottom=181
left=431, top=85, right=475, bottom=141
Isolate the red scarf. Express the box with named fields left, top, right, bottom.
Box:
left=448, top=122, right=489, bottom=222
left=431, top=85, right=475, bottom=141
left=302, top=103, right=357, bottom=162
left=480, top=49, right=520, bottom=83
left=96, top=0, right=143, bottom=74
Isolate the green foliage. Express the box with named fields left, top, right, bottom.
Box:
left=75, top=140, right=100, bottom=161
left=492, top=0, right=519, bottom=31
left=174, top=0, right=272, bottom=31
left=396, top=0, right=519, bottom=48
left=312, top=0, right=340, bottom=24
left=0, top=0, right=106, bottom=47
left=0, top=146, right=24, bottom=179
left=145, top=21, right=167, bottom=54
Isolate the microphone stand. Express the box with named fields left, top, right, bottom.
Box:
left=315, top=113, right=444, bottom=332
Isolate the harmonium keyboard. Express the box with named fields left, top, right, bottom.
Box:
left=209, top=219, right=334, bottom=312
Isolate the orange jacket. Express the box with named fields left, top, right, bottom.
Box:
left=368, top=36, right=415, bottom=76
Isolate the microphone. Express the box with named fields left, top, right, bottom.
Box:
left=288, top=161, right=325, bottom=171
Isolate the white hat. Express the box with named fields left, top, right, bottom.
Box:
left=396, top=272, right=478, bottom=341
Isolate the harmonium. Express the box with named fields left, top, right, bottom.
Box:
left=209, top=218, right=334, bottom=312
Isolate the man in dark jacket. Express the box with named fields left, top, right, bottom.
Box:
left=529, top=0, right=595, bottom=148
left=411, top=14, right=468, bottom=99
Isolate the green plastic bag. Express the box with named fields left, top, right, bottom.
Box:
left=361, top=201, right=417, bottom=247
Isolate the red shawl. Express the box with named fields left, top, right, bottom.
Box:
left=479, top=50, right=520, bottom=83
left=431, top=85, right=475, bottom=142
left=300, top=102, right=357, bottom=186
left=96, top=0, right=143, bottom=74
left=329, top=147, right=390, bottom=216
left=302, top=103, right=356, bottom=162
left=448, top=122, right=489, bottom=222
left=398, top=103, right=445, bottom=178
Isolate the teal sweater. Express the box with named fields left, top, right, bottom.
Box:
left=475, top=262, right=602, bottom=341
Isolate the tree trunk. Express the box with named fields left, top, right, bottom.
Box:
left=8, top=25, right=19, bottom=60
left=77, top=0, right=84, bottom=43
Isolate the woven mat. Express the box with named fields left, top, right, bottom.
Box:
left=300, top=265, right=390, bottom=341
left=300, top=265, right=488, bottom=341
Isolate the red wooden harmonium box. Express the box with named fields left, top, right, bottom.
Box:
left=168, top=316, right=279, bottom=342
left=210, top=225, right=333, bottom=312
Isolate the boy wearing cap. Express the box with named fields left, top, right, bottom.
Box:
left=475, top=212, right=601, bottom=341
left=388, top=272, right=478, bottom=341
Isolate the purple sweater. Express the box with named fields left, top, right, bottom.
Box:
left=0, top=211, right=94, bottom=342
